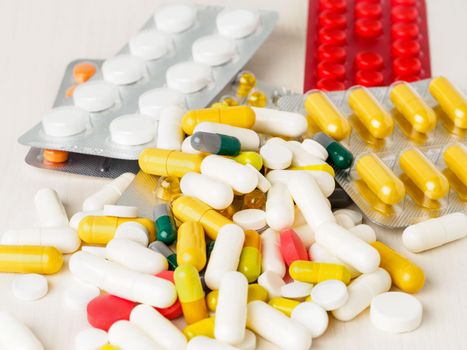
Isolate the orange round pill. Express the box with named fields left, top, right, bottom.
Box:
left=72, top=62, right=97, bottom=84
left=43, top=149, right=69, bottom=163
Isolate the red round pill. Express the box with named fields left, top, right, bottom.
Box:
left=391, top=6, right=418, bottom=23
left=355, top=51, right=384, bottom=70
left=87, top=294, right=137, bottom=331
left=279, top=229, right=309, bottom=266
left=317, top=61, right=346, bottom=80
left=393, top=57, right=421, bottom=76
left=319, top=28, right=347, bottom=45
left=316, top=78, right=346, bottom=91
left=355, top=2, right=382, bottom=19
left=154, top=270, right=183, bottom=320
left=318, top=44, right=347, bottom=63
left=355, top=69, right=384, bottom=87
left=319, top=11, right=347, bottom=29
left=319, top=0, right=347, bottom=13
left=392, top=39, right=420, bottom=58
left=391, top=0, right=416, bottom=6
left=391, top=22, right=419, bottom=40
left=355, top=18, right=383, bottom=38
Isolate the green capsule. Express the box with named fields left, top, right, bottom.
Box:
left=314, top=132, right=353, bottom=170
left=148, top=241, right=178, bottom=270
left=191, top=131, right=241, bottom=156
left=154, top=203, right=177, bottom=245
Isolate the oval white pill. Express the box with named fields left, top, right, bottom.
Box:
left=334, top=213, right=355, bottom=229
left=233, top=209, right=266, bottom=230
left=291, top=302, right=329, bottom=338
left=246, top=164, right=271, bottom=192
left=166, top=61, right=212, bottom=93
left=114, top=221, right=149, bottom=246
left=281, top=281, right=313, bottom=300
left=129, top=30, right=170, bottom=60
left=260, top=141, right=292, bottom=170
left=64, top=282, right=100, bottom=311
left=155, top=3, right=197, bottom=33
left=310, top=280, right=348, bottom=311
left=257, top=271, right=285, bottom=298
left=333, top=209, right=363, bottom=225
left=12, top=274, right=48, bottom=301
left=81, top=246, right=107, bottom=258
left=370, top=292, right=423, bottom=333
left=237, top=330, right=256, bottom=350
left=74, top=328, right=108, bottom=350
left=139, top=88, right=185, bottom=119
left=216, top=9, right=259, bottom=39
left=192, top=35, right=236, bottom=66
left=102, top=55, right=145, bottom=85
left=349, top=224, right=376, bottom=243
left=301, top=139, right=328, bottom=161
left=74, top=80, right=119, bottom=112
left=109, top=114, right=155, bottom=146
left=42, top=106, right=88, bottom=137
left=103, top=204, right=138, bottom=218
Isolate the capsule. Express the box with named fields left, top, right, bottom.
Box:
left=233, top=152, right=263, bottom=171
left=172, top=196, right=233, bottom=240
left=399, top=148, right=449, bottom=200
left=0, top=245, right=63, bottom=275
left=183, top=317, right=216, bottom=340
left=78, top=216, right=155, bottom=244
left=182, top=106, right=256, bottom=135
left=174, top=265, right=208, bottom=324
left=247, top=90, right=268, bottom=107
left=429, top=76, right=467, bottom=129
left=149, top=241, right=178, bottom=270
left=238, top=230, right=262, bottom=283
left=289, top=261, right=351, bottom=285
left=390, top=81, right=436, bottom=133
left=235, top=71, right=256, bottom=98
left=138, top=149, right=205, bottom=177
left=356, top=153, right=406, bottom=205
left=194, top=122, right=260, bottom=151
left=0, top=312, right=44, bottom=350
left=154, top=203, right=177, bottom=244
left=304, top=91, right=351, bottom=140
left=371, top=241, right=425, bottom=294
left=155, top=176, right=181, bottom=201
left=191, top=131, right=241, bottom=156
left=444, top=144, right=467, bottom=187
left=206, top=284, right=268, bottom=312
left=176, top=222, right=207, bottom=272
left=348, top=86, right=394, bottom=138
left=268, top=297, right=300, bottom=317
left=313, top=132, right=353, bottom=169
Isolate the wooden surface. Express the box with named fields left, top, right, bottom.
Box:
left=0, top=0, right=466, bottom=349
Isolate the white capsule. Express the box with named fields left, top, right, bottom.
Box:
left=293, top=224, right=315, bottom=248
left=108, top=320, right=162, bottom=350
left=334, top=213, right=355, bottom=229
left=333, top=209, right=363, bottom=225
left=247, top=301, right=312, bottom=350
left=287, top=141, right=325, bottom=167
left=0, top=312, right=44, bottom=350
left=402, top=212, right=467, bottom=253
left=82, top=173, right=135, bottom=211
left=34, top=188, right=68, bottom=227
left=332, top=268, right=391, bottom=321
left=257, top=271, right=285, bottom=298
left=291, top=302, right=329, bottom=338
left=266, top=183, right=294, bottom=231
left=246, top=164, right=271, bottom=192
left=301, top=139, right=328, bottom=161
left=2, top=227, right=80, bottom=253
left=81, top=246, right=107, bottom=258
left=114, top=221, right=149, bottom=246
left=260, top=141, right=292, bottom=170
left=261, top=228, right=286, bottom=277
left=204, top=224, right=245, bottom=290
left=252, top=107, right=307, bottom=137
left=194, top=122, right=260, bottom=151
left=236, top=330, right=256, bottom=350
left=156, top=105, right=185, bottom=151
left=69, top=210, right=104, bottom=230
left=130, top=304, right=187, bottom=350
left=349, top=224, right=376, bottom=243
left=69, top=251, right=176, bottom=307
left=309, top=243, right=360, bottom=278
left=201, top=155, right=258, bottom=194
left=267, top=170, right=335, bottom=197
left=187, top=336, right=238, bottom=350
left=182, top=136, right=202, bottom=154
left=180, top=172, right=234, bottom=210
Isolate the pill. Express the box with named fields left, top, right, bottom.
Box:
left=356, top=153, right=406, bottom=205
left=291, top=302, right=329, bottom=338
left=187, top=336, right=238, bottom=350
left=287, top=140, right=326, bottom=167
left=72, top=62, right=97, bottom=83
left=103, top=204, right=138, bottom=218
left=2, top=227, right=79, bottom=253
left=11, top=274, right=48, bottom=301
left=64, top=280, right=100, bottom=311
left=247, top=90, right=268, bottom=107
left=0, top=312, right=44, bottom=350
left=154, top=3, right=197, bottom=33
left=73, top=80, right=118, bottom=112
left=206, top=284, right=268, bottom=313
left=265, top=183, right=294, bottom=231
left=235, top=71, right=256, bottom=98
left=149, top=241, right=178, bottom=271
left=153, top=203, right=177, bottom=244
left=429, top=76, right=467, bottom=129
left=281, top=281, right=313, bottom=300
left=41, top=106, right=88, bottom=137
left=310, top=280, right=348, bottom=310
left=156, top=105, right=185, bottom=151
left=100, top=346, right=118, bottom=350
left=268, top=297, right=300, bottom=316
left=304, top=91, right=351, bottom=140
left=184, top=317, right=216, bottom=340
left=74, top=328, right=108, bottom=350
left=69, top=251, right=176, bottom=307
left=252, top=107, right=308, bottom=137
left=110, top=114, right=155, bottom=146
left=217, top=8, right=259, bottom=38
left=166, top=61, right=212, bottom=93
left=309, top=243, right=360, bottom=278
left=81, top=246, right=106, bottom=258
left=267, top=169, right=335, bottom=197
left=444, top=144, right=467, bottom=186
left=349, top=224, right=376, bottom=243
left=402, top=212, right=467, bottom=253
left=258, top=271, right=285, bottom=298
left=82, top=173, right=135, bottom=211
left=243, top=188, right=267, bottom=210
left=87, top=294, right=137, bottom=331
left=194, top=122, right=260, bottom=151
left=289, top=260, right=351, bottom=284
left=34, top=188, right=68, bottom=227
left=261, top=228, right=286, bottom=277
left=313, top=132, right=353, bottom=169
left=129, top=29, right=170, bottom=60
left=176, top=221, right=207, bottom=272
left=247, top=301, right=312, bottom=350
left=246, top=164, right=271, bottom=193
left=301, top=138, right=329, bottom=161
left=334, top=212, right=355, bottom=228
left=114, top=221, right=149, bottom=246
left=193, top=35, right=236, bottom=66
left=43, top=149, right=69, bottom=163
left=232, top=209, right=267, bottom=231
left=139, top=149, right=204, bottom=177
left=139, top=88, right=185, bottom=120
left=102, top=55, right=145, bottom=85
left=182, top=136, right=201, bottom=154
left=280, top=228, right=309, bottom=266
left=191, top=131, right=241, bottom=156
left=235, top=330, right=257, bottom=350
left=108, top=320, right=159, bottom=349
left=260, top=141, right=293, bottom=170
left=333, top=208, right=363, bottom=225
left=238, top=230, right=262, bottom=283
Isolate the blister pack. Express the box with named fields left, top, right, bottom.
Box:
left=278, top=77, right=466, bottom=227
left=18, top=3, right=278, bottom=161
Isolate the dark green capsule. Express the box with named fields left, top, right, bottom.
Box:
left=148, top=241, right=178, bottom=270
left=154, top=203, right=177, bottom=245
left=191, top=131, right=241, bottom=156
left=313, top=132, right=353, bottom=169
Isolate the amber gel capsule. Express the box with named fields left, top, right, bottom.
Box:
left=191, top=131, right=241, bottom=156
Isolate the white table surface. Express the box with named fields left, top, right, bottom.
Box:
left=1, top=0, right=467, bottom=349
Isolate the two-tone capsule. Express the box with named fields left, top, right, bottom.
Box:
left=289, top=260, right=351, bottom=285
left=238, top=230, right=262, bottom=283
left=191, top=132, right=241, bottom=156
left=176, top=222, right=207, bottom=272
left=313, top=132, right=353, bottom=169
left=154, top=203, right=177, bottom=245
left=149, top=241, right=178, bottom=270
left=174, top=265, right=208, bottom=324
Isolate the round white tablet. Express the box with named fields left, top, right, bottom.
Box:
left=257, top=271, right=285, bottom=298
left=236, top=330, right=256, bottom=350
left=64, top=282, right=100, bottom=311
left=154, top=3, right=197, bottom=33
left=103, top=204, right=138, bottom=218
left=334, top=213, right=355, bottom=229
left=114, top=221, right=149, bottom=246
left=192, top=35, right=236, bottom=66
left=41, top=106, right=88, bottom=137
left=291, top=302, right=329, bottom=338
left=349, top=224, right=376, bottom=243
left=260, top=141, right=293, bottom=170
left=12, top=274, right=48, bottom=301
left=166, top=61, right=212, bottom=93
left=74, top=80, right=119, bottom=112
left=74, top=328, right=108, bottom=350
left=370, top=292, right=423, bottom=333
left=129, top=30, right=170, bottom=60
left=333, top=209, right=363, bottom=226
left=138, top=88, right=185, bottom=119
left=246, top=164, right=271, bottom=192
left=233, top=209, right=266, bottom=230
left=216, top=9, right=260, bottom=39
left=109, top=114, right=155, bottom=146
left=81, top=246, right=107, bottom=258
left=102, top=55, right=146, bottom=85
left=302, top=139, right=328, bottom=161
left=310, top=280, right=348, bottom=311
left=281, top=281, right=313, bottom=300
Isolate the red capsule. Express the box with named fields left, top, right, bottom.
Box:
left=154, top=270, right=183, bottom=319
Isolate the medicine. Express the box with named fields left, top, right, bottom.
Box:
left=206, top=284, right=268, bottom=312
left=280, top=228, right=309, bottom=266
left=87, top=294, right=137, bottom=331
left=348, top=86, right=394, bottom=138
left=261, top=228, right=286, bottom=278
left=167, top=61, right=212, bottom=93
left=310, top=280, right=348, bottom=311
left=0, top=245, right=62, bottom=274
left=234, top=152, right=263, bottom=171
left=64, top=282, right=100, bottom=311
left=260, top=140, right=293, bottom=170
left=217, top=8, right=259, bottom=39
left=266, top=183, right=294, bottom=231
left=238, top=230, right=262, bottom=283
left=182, top=106, right=256, bottom=135
left=356, top=153, right=406, bottom=205
left=73, top=80, right=118, bottom=112
left=247, top=90, right=268, bottom=108
left=0, top=312, right=44, bottom=350
left=268, top=297, right=300, bottom=316
left=287, top=140, right=326, bottom=168
left=232, top=209, right=266, bottom=231
left=349, top=224, right=377, bottom=243
left=176, top=221, right=207, bottom=272
left=267, top=169, right=335, bottom=197
left=114, top=221, right=149, bottom=246
left=429, top=76, right=467, bottom=129
left=309, top=243, right=360, bottom=279
left=34, top=188, right=68, bottom=227
left=155, top=3, right=197, bottom=33
left=41, top=106, right=88, bottom=137
left=149, top=241, right=178, bottom=270
left=102, top=55, right=145, bottom=85
left=289, top=261, right=351, bottom=285
left=187, top=336, right=238, bottom=350
left=180, top=172, right=234, bottom=210
left=129, top=29, right=170, bottom=61
left=69, top=251, right=176, bottom=307
left=247, top=301, right=312, bottom=350
left=183, top=317, right=215, bottom=340
left=194, top=122, right=260, bottom=151
left=172, top=196, right=233, bottom=240
left=291, top=302, right=329, bottom=338
left=2, top=227, right=80, bottom=253
left=191, top=131, right=241, bottom=156
left=332, top=268, right=392, bottom=321
left=139, top=149, right=204, bottom=177
left=281, top=281, right=313, bottom=300
left=83, top=173, right=135, bottom=211
left=12, top=274, right=48, bottom=301
left=174, top=264, right=208, bottom=324
left=157, top=105, right=185, bottom=151
left=139, top=87, right=185, bottom=119
left=153, top=203, right=177, bottom=244
left=258, top=271, right=285, bottom=298
left=192, top=35, right=236, bottom=66
left=389, top=81, right=436, bottom=133
left=444, top=143, right=467, bottom=187
left=302, top=139, right=328, bottom=161
left=251, top=107, right=308, bottom=137
left=304, top=91, right=351, bottom=141
left=74, top=328, right=108, bottom=350
left=154, top=270, right=184, bottom=320
left=72, top=212, right=103, bottom=233
left=108, top=320, right=159, bottom=349
left=313, top=132, right=354, bottom=169
left=402, top=212, right=467, bottom=252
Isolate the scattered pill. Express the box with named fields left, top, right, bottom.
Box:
left=268, top=297, right=300, bottom=316
left=310, top=280, right=348, bottom=310
left=74, top=328, right=108, bottom=350
left=12, top=274, right=48, bottom=301
left=233, top=209, right=266, bottom=230
left=176, top=221, right=207, bottom=272
left=114, top=221, right=149, bottom=246
left=0, top=246, right=63, bottom=275
left=291, top=301, right=329, bottom=338
left=34, top=188, right=68, bottom=227
left=87, top=294, right=136, bottom=331
left=313, top=132, right=353, bottom=169
left=281, top=281, right=313, bottom=300
left=238, top=230, right=262, bottom=283
left=258, top=271, right=285, bottom=298
left=64, top=282, right=100, bottom=311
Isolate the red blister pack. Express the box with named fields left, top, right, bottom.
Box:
left=303, top=0, right=431, bottom=92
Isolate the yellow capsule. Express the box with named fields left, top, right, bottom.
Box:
left=211, top=101, right=229, bottom=109
left=78, top=216, right=155, bottom=244
left=236, top=71, right=257, bottom=98
left=390, top=81, right=436, bottom=133
left=289, top=260, right=351, bottom=285
left=305, top=295, right=312, bottom=302
left=371, top=241, right=425, bottom=294
left=155, top=176, right=181, bottom=201
left=243, top=189, right=266, bottom=210
left=221, top=96, right=239, bottom=106
left=0, top=246, right=63, bottom=275
left=176, top=222, right=206, bottom=272
left=138, top=149, right=204, bottom=177
left=99, top=346, right=119, bottom=350
left=181, top=106, right=256, bottom=135
left=356, top=153, right=406, bottom=205
left=206, top=283, right=268, bottom=312
left=233, top=152, right=263, bottom=171
left=429, top=76, right=467, bottom=129
left=238, top=230, right=262, bottom=283
left=399, top=148, right=449, bottom=200
left=289, top=164, right=335, bottom=177
left=268, top=297, right=300, bottom=317
left=348, top=86, right=394, bottom=139
left=174, top=264, right=208, bottom=324
left=304, top=91, right=351, bottom=141
left=247, top=90, right=268, bottom=107
left=172, top=196, right=233, bottom=240
left=183, top=317, right=215, bottom=340
left=444, top=144, right=467, bottom=187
